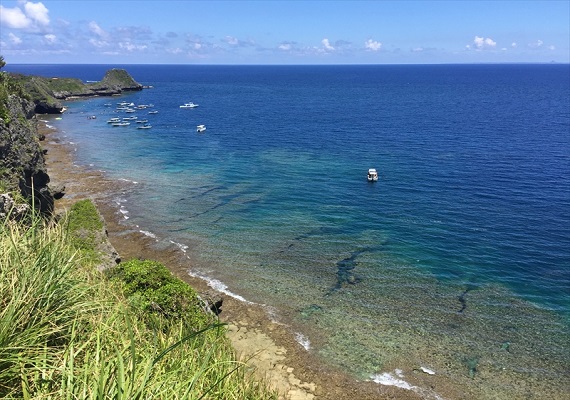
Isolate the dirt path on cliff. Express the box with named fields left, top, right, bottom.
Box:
left=40, top=121, right=422, bottom=400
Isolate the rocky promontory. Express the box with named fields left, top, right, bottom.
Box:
left=10, top=68, right=143, bottom=114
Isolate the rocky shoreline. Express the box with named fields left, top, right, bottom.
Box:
left=41, top=121, right=420, bottom=400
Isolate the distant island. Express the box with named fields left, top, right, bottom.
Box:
left=9, top=68, right=143, bottom=114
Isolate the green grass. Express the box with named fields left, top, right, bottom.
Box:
left=0, top=201, right=278, bottom=399
left=66, top=199, right=105, bottom=266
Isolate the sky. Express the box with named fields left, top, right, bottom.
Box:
left=1, top=0, right=569, bottom=65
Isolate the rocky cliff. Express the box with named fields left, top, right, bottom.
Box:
left=0, top=91, right=55, bottom=215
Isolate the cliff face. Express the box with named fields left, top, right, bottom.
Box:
left=0, top=93, right=54, bottom=214
left=11, top=68, right=143, bottom=114
left=1, top=67, right=142, bottom=215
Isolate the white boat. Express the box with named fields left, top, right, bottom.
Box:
left=367, top=168, right=378, bottom=182
left=180, top=102, right=199, bottom=108
left=123, top=116, right=138, bottom=120
left=112, top=122, right=130, bottom=127
left=135, top=119, right=149, bottom=124
left=148, top=110, right=159, bottom=114
left=137, top=124, right=152, bottom=129
left=196, top=124, right=206, bottom=133
left=107, top=117, right=121, bottom=123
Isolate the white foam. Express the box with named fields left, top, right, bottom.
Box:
left=295, top=332, right=311, bottom=351
left=140, top=230, right=157, bottom=239
left=371, top=372, right=414, bottom=390
left=169, top=240, right=188, bottom=253
left=370, top=370, right=444, bottom=400
left=118, top=207, right=129, bottom=219
left=421, top=366, right=436, bottom=375
left=118, top=178, right=138, bottom=184
left=187, top=269, right=252, bottom=304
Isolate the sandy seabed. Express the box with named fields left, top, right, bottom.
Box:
left=39, top=120, right=425, bottom=400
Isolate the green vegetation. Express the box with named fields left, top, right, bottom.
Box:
left=100, top=68, right=139, bottom=88
left=0, top=201, right=278, bottom=399
left=107, top=259, right=212, bottom=330
left=0, top=56, right=30, bottom=124
left=67, top=199, right=105, bottom=265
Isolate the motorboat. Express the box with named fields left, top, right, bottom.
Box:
left=137, top=124, right=152, bottom=129
left=196, top=124, right=206, bottom=133
left=135, top=119, right=149, bottom=124
left=107, top=117, right=121, bottom=123
left=180, top=102, right=199, bottom=108
left=112, top=122, right=130, bottom=127
left=148, top=110, right=159, bottom=114
left=367, top=168, right=378, bottom=182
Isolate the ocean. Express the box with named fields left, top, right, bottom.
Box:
left=9, top=63, right=570, bottom=399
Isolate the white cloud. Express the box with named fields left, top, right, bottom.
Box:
left=473, top=36, right=497, bottom=50
left=89, top=21, right=107, bottom=38
left=365, top=39, right=382, bottom=51
left=279, top=43, right=292, bottom=51
left=0, top=1, right=49, bottom=31
left=9, top=32, right=22, bottom=45
left=89, top=38, right=108, bottom=48
left=119, top=42, right=147, bottom=52
left=528, top=39, right=543, bottom=49
left=0, top=5, right=30, bottom=28
left=511, top=42, right=517, bottom=48
left=548, top=45, right=555, bottom=51
left=322, top=38, right=335, bottom=51
left=225, top=36, right=239, bottom=45
left=24, top=1, right=49, bottom=26
left=43, top=34, right=56, bottom=44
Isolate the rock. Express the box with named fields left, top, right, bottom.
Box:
left=199, top=290, right=224, bottom=315
left=48, top=182, right=66, bottom=200
left=0, top=193, right=30, bottom=221
left=0, top=94, right=55, bottom=215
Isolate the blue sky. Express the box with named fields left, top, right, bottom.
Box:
left=1, top=0, right=568, bottom=64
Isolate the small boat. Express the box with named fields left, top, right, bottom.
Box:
left=135, top=119, right=149, bottom=124
left=148, top=110, right=159, bottom=114
left=180, top=102, right=199, bottom=108
left=137, top=124, right=152, bottom=129
left=107, top=117, right=121, bottom=123
left=196, top=124, right=206, bottom=133
left=112, top=122, right=130, bottom=127
left=367, top=168, right=378, bottom=182
left=123, top=116, right=138, bottom=120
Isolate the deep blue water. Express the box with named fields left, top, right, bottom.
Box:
left=8, top=64, right=570, bottom=397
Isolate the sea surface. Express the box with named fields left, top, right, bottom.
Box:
left=9, top=63, right=570, bottom=399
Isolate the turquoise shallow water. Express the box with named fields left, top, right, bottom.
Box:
left=14, top=64, right=569, bottom=398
